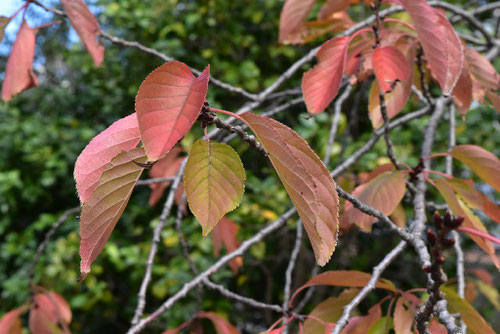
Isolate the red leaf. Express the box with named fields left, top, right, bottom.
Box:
left=318, top=0, right=351, bottom=20
left=148, top=147, right=184, bottom=206
left=1, top=20, right=38, bottom=102
left=451, top=66, right=472, bottom=118
left=302, top=29, right=370, bottom=114
left=198, top=312, right=240, bottom=334
left=450, top=145, right=500, bottom=193
left=278, top=0, right=316, bottom=44
left=341, top=170, right=406, bottom=232
left=74, top=113, right=141, bottom=203
left=465, top=48, right=500, bottom=91
left=135, top=61, right=210, bottom=161
left=372, top=46, right=410, bottom=93
left=79, top=148, right=147, bottom=279
left=60, top=0, right=104, bottom=66
left=398, top=0, right=463, bottom=95
left=29, top=292, right=71, bottom=334
left=290, top=270, right=396, bottom=305
left=0, top=306, right=27, bottom=334
left=241, top=113, right=339, bottom=266
left=211, top=217, right=242, bottom=274
left=428, top=320, right=447, bottom=334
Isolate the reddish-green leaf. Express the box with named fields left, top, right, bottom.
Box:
left=450, top=145, right=500, bottom=193
left=198, top=312, right=240, bottom=334
left=278, top=0, right=316, bottom=44
left=369, top=46, right=415, bottom=128
left=184, top=139, right=245, bottom=236
left=211, top=217, right=242, bottom=273
left=397, top=0, right=463, bottom=95
left=368, top=316, right=393, bottom=334
left=318, top=0, right=350, bottom=20
left=0, top=16, right=10, bottom=43
left=451, top=66, right=472, bottom=118
left=303, top=288, right=359, bottom=334
left=147, top=146, right=184, bottom=206
left=302, top=29, right=370, bottom=114
left=291, top=270, right=396, bottom=304
left=373, top=46, right=410, bottom=93
left=441, top=285, right=495, bottom=334
left=393, top=298, right=413, bottom=334
left=0, top=306, right=27, bottom=334
left=1, top=20, right=38, bottom=102
left=135, top=61, right=210, bottom=161
left=241, top=112, right=339, bottom=266
left=74, top=113, right=141, bottom=203
left=341, top=170, right=406, bottom=232
left=79, top=147, right=147, bottom=280
left=343, top=303, right=382, bottom=334
left=60, top=0, right=104, bottom=66
left=434, top=179, right=499, bottom=268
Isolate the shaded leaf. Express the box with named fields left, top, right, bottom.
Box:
left=475, top=280, right=500, bottom=309
left=303, top=288, right=359, bottom=334
left=135, top=61, right=210, bottom=161
left=372, top=46, right=409, bottom=93
left=343, top=303, right=382, bottom=334
left=398, top=0, right=463, bottom=94
left=367, top=316, right=393, bottom=334
left=60, top=0, right=104, bottom=66
left=341, top=170, right=406, bottom=232
left=74, top=113, right=141, bottom=203
left=469, top=268, right=493, bottom=286
left=434, top=179, right=499, bottom=268
left=450, top=145, right=500, bottom=193
left=278, top=0, right=316, bottom=44
left=441, top=285, right=495, bottom=334
left=79, top=147, right=147, bottom=279
left=0, top=306, right=27, bottom=334
left=184, top=139, right=245, bottom=236
left=302, top=29, right=370, bottom=114
left=428, top=320, right=447, bottom=334
left=241, top=112, right=339, bottom=266
left=211, top=217, right=243, bottom=273
left=148, top=147, right=184, bottom=206
left=393, top=298, right=413, bottom=334
left=390, top=204, right=406, bottom=228
left=465, top=48, right=500, bottom=91
left=198, top=312, right=240, bottom=334
left=0, top=16, right=10, bottom=43
left=451, top=66, right=472, bottom=118
left=369, top=46, right=415, bottom=128
left=29, top=292, right=71, bottom=334
left=318, top=0, right=350, bottom=20
left=290, top=270, right=396, bottom=304
left=293, top=12, right=354, bottom=45
left=1, top=20, right=38, bottom=102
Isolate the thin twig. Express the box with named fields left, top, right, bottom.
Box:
left=324, top=85, right=352, bottom=166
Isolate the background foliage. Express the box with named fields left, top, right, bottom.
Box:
left=0, top=0, right=499, bottom=333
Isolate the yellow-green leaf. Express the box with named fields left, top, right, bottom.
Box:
left=240, top=112, right=339, bottom=266
left=79, top=147, right=147, bottom=280
left=184, top=139, right=245, bottom=236
left=441, top=285, right=495, bottom=334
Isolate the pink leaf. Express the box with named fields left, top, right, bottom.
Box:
left=278, top=0, right=316, bottom=44
left=341, top=170, right=406, bottom=232
left=147, top=147, right=184, bottom=206
left=1, top=20, right=38, bottom=102
left=0, top=306, right=27, bottom=334
left=79, top=147, right=147, bottom=279
left=211, top=217, right=243, bottom=273
left=240, top=113, right=339, bottom=266
left=451, top=65, right=472, bottom=118
left=398, top=0, right=463, bottom=95
left=450, top=145, right=500, bottom=193
left=372, top=46, right=410, bottom=93
left=135, top=61, right=210, bottom=161
left=393, top=297, right=413, bottom=334
left=29, top=292, right=71, bottom=334
left=60, top=0, right=104, bottom=66
left=465, top=48, right=500, bottom=91
left=302, top=29, right=370, bottom=114
left=318, top=0, right=351, bottom=20
left=74, top=113, right=141, bottom=203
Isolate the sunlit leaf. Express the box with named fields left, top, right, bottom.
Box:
left=0, top=16, right=10, bottom=43
left=278, top=0, right=316, bottom=44
left=372, top=46, right=409, bottom=93
left=184, top=139, right=245, bottom=236
left=241, top=112, right=339, bottom=266
left=60, top=0, right=104, bottom=66
left=341, top=170, right=406, bottom=232
left=441, top=285, right=495, bottom=334
left=367, top=316, right=393, bottom=334
left=211, top=217, right=243, bottom=273
left=1, top=20, right=38, bottom=102
left=74, top=113, right=141, bottom=203
left=450, top=145, right=500, bottom=193
left=79, top=147, right=147, bottom=279
left=136, top=61, right=210, bottom=161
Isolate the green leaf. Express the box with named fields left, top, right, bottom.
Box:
left=184, top=139, right=245, bottom=236
left=441, top=285, right=495, bottom=334
left=368, top=316, right=393, bottom=334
